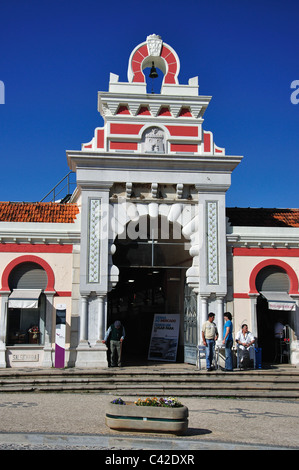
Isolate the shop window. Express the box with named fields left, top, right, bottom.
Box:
left=6, top=262, right=47, bottom=346
left=6, top=295, right=46, bottom=345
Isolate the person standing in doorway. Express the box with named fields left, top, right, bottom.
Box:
left=202, top=312, right=218, bottom=371
left=222, top=312, right=233, bottom=371
left=103, top=320, right=125, bottom=367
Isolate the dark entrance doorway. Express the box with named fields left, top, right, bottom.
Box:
left=256, top=265, right=293, bottom=364
left=257, top=296, right=292, bottom=364
left=107, top=216, right=192, bottom=365
left=108, top=267, right=186, bottom=364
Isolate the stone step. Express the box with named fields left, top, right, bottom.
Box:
left=1, top=370, right=298, bottom=379
left=0, top=374, right=299, bottom=390
left=0, top=382, right=298, bottom=398
left=0, top=384, right=298, bottom=399
left=0, top=366, right=298, bottom=398
left=1, top=376, right=299, bottom=386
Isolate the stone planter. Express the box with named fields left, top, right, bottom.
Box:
left=105, top=401, right=188, bottom=435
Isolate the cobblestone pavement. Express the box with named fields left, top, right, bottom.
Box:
left=0, top=393, right=298, bottom=450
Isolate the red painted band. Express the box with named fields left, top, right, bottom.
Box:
left=0, top=244, right=73, bottom=253
left=233, top=247, right=299, bottom=257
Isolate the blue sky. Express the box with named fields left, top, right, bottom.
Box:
left=0, top=0, right=298, bottom=208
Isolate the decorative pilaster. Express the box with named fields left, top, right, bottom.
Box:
left=79, top=185, right=111, bottom=296
left=207, top=201, right=218, bottom=285
left=88, top=199, right=101, bottom=284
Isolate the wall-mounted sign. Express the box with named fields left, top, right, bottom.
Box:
left=55, top=304, right=66, bottom=368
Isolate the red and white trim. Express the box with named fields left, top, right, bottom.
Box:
left=127, top=38, right=180, bottom=86
left=1, top=255, right=55, bottom=292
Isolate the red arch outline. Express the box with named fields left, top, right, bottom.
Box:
left=249, top=259, right=299, bottom=295
left=131, top=44, right=178, bottom=84
left=1, top=255, right=55, bottom=292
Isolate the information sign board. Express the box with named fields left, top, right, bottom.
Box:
left=148, top=314, right=180, bottom=362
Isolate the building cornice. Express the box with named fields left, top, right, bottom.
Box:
left=226, top=225, right=299, bottom=249
left=0, top=221, right=81, bottom=245
left=67, top=150, right=242, bottom=175
left=98, top=91, right=212, bottom=119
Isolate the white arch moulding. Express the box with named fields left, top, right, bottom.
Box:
left=108, top=201, right=199, bottom=291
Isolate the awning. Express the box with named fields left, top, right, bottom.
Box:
left=261, top=291, right=296, bottom=311
left=8, top=289, right=42, bottom=309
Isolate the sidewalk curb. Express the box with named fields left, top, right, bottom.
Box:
left=0, top=432, right=297, bottom=450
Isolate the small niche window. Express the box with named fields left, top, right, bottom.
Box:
left=141, top=127, right=166, bottom=154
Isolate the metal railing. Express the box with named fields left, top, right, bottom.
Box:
left=40, top=171, right=76, bottom=203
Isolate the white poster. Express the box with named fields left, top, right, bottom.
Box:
left=148, top=314, right=180, bottom=362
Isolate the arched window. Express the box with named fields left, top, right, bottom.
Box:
left=8, top=262, right=48, bottom=290
left=249, top=259, right=299, bottom=295
left=255, top=266, right=290, bottom=292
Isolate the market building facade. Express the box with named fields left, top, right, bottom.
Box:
left=0, top=35, right=298, bottom=369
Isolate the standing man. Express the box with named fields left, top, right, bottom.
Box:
left=103, top=320, right=125, bottom=367
left=202, top=312, right=218, bottom=371
left=222, top=312, right=233, bottom=371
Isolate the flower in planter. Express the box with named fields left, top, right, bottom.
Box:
left=111, top=397, right=126, bottom=405
left=135, top=396, right=183, bottom=407
left=160, top=397, right=182, bottom=407
left=135, top=397, right=159, bottom=407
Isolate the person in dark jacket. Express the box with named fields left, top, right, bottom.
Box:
left=103, top=320, right=125, bottom=367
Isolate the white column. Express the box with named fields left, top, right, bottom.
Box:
left=216, top=296, right=224, bottom=342
left=98, top=294, right=106, bottom=340
left=79, top=295, right=88, bottom=342
left=250, top=294, right=258, bottom=338
left=0, top=294, right=9, bottom=368
left=42, top=293, right=55, bottom=367
left=199, top=295, right=209, bottom=344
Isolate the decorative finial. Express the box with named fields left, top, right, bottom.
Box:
left=146, top=34, right=163, bottom=57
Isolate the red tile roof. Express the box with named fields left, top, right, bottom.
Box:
left=0, top=202, right=79, bottom=223
left=226, top=208, right=299, bottom=228
left=0, top=204, right=297, bottom=227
